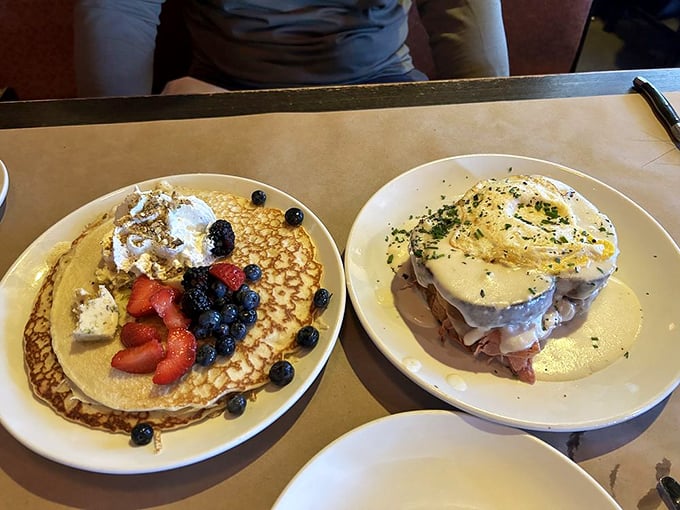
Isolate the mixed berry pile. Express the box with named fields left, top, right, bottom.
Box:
left=181, top=262, right=262, bottom=366
left=121, top=190, right=332, bottom=445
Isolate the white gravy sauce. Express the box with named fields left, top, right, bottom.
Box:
left=387, top=210, right=640, bottom=382
left=532, top=277, right=641, bottom=381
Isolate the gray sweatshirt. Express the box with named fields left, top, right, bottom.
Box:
left=185, top=0, right=414, bottom=87
left=74, top=0, right=509, bottom=96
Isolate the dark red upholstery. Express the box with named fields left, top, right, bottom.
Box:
left=0, top=0, right=77, bottom=100
left=501, top=0, right=594, bottom=75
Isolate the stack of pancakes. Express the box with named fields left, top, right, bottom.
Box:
left=23, top=186, right=323, bottom=433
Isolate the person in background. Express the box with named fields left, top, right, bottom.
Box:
left=74, top=0, right=510, bottom=97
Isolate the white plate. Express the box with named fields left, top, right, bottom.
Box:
left=345, top=154, right=680, bottom=432
left=273, top=410, right=622, bottom=510
left=0, top=174, right=346, bottom=474
left=0, top=159, right=8, bottom=207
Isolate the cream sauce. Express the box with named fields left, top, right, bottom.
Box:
left=391, top=261, right=641, bottom=381
left=533, top=277, right=641, bottom=381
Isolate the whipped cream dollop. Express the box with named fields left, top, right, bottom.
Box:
left=106, top=182, right=217, bottom=279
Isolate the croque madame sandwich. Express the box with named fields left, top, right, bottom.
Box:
left=409, top=174, right=618, bottom=383
left=23, top=181, right=324, bottom=435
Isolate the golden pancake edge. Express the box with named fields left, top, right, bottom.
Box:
left=23, top=186, right=323, bottom=433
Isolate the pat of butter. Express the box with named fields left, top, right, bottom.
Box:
left=73, top=285, right=119, bottom=341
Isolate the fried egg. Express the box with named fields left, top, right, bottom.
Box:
left=448, top=175, right=617, bottom=277
left=410, top=175, right=619, bottom=371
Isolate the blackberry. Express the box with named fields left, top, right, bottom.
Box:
left=226, top=393, right=247, bottom=416
left=251, top=190, right=267, bottom=206
left=285, top=207, right=304, bottom=226
left=208, top=219, right=236, bottom=257
left=269, top=360, right=295, bottom=387
left=181, top=287, right=212, bottom=318
left=182, top=266, right=210, bottom=291
left=296, top=325, right=319, bottom=348
left=196, top=344, right=217, bottom=367
left=131, top=422, right=154, bottom=446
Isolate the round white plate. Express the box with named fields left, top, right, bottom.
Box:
left=345, top=154, right=680, bottom=432
left=0, top=159, right=8, bottom=207
left=273, top=410, right=622, bottom=510
left=0, top=174, right=346, bottom=474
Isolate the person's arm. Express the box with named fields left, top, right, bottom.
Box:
left=73, top=0, right=165, bottom=97
left=415, top=0, right=510, bottom=79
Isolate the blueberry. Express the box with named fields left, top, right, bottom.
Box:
left=209, top=280, right=229, bottom=301
left=191, top=324, right=212, bottom=340
left=198, top=310, right=222, bottom=331
left=234, top=284, right=251, bottom=304
left=230, top=321, right=248, bottom=341
left=269, top=360, right=295, bottom=387
left=296, top=325, right=319, bottom=348
left=196, top=344, right=217, bottom=366
left=244, top=264, right=262, bottom=282
left=313, top=288, right=332, bottom=310
left=215, top=336, right=236, bottom=357
left=251, top=190, right=267, bottom=206
left=284, top=207, right=304, bottom=226
left=226, top=393, right=247, bottom=416
left=131, top=422, right=154, bottom=446
left=240, top=290, right=260, bottom=311
left=213, top=323, right=231, bottom=341
left=211, top=297, right=228, bottom=310
left=220, top=303, right=239, bottom=324
left=239, top=309, right=258, bottom=326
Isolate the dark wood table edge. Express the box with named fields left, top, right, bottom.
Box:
left=1, top=69, right=679, bottom=130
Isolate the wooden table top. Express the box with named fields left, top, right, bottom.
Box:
left=1, top=68, right=679, bottom=510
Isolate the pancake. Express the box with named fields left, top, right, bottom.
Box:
left=26, top=185, right=323, bottom=425
left=23, top=217, right=222, bottom=433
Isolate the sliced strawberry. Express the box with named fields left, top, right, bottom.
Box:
left=150, top=287, right=191, bottom=329
left=120, top=322, right=162, bottom=347
left=111, top=339, right=165, bottom=374
left=152, top=328, right=197, bottom=385
left=126, top=276, right=168, bottom=317
left=209, top=262, right=246, bottom=292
